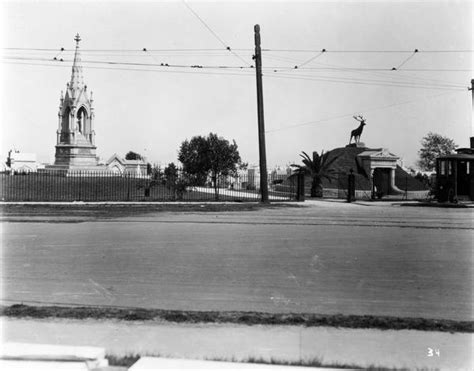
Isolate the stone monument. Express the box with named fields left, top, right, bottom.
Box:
left=46, top=34, right=104, bottom=173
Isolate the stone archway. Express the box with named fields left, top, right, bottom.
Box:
left=357, top=148, right=403, bottom=198
left=373, top=168, right=391, bottom=197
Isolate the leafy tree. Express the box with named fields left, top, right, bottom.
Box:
left=417, top=132, right=457, bottom=172
left=291, top=151, right=339, bottom=198
left=414, top=172, right=430, bottom=188
left=150, top=164, right=163, bottom=182
left=178, top=133, right=243, bottom=200
left=125, top=151, right=143, bottom=161
left=162, top=162, right=187, bottom=200
left=177, top=135, right=209, bottom=187
left=163, top=162, right=178, bottom=188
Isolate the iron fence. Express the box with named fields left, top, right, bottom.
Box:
left=327, top=172, right=429, bottom=201
left=0, top=169, right=300, bottom=202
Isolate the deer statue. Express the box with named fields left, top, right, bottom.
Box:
left=349, top=115, right=366, bottom=144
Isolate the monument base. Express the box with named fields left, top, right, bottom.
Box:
left=54, top=143, right=99, bottom=167
left=46, top=142, right=108, bottom=175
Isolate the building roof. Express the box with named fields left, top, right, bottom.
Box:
left=357, top=148, right=399, bottom=160
left=106, top=153, right=147, bottom=166
left=455, top=148, right=474, bottom=155
left=438, top=153, right=474, bottom=160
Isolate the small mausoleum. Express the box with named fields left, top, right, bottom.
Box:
left=106, top=154, right=148, bottom=177
left=436, top=137, right=474, bottom=202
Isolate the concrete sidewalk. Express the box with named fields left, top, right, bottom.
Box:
left=2, top=318, right=472, bottom=370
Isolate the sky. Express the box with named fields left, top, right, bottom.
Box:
left=1, top=0, right=473, bottom=169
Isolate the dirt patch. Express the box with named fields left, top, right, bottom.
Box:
left=2, top=304, right=472, bottom=333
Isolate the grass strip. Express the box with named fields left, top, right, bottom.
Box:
left=2, top=304, right=472, bottom=333
left=106, top=353, right=358, bottom=369
left=106, top=353, right=435, bottom=370
left=0, top=202, right=301, bottom=219
left=399, top=202, right=468, bottom=208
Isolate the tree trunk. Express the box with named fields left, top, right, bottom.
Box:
left=311, top=176, right=323, bottom=198
left=213, top=174, right=219, bottom=201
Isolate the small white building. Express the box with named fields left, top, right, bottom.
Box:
left=7, top=150, right=40, bottom=173
left=106, top=153, right=148, bottom=177
left=237, top=165, right=292, bottom=190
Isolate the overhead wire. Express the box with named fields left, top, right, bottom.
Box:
left=288, top=60, right=468, bottom=89
left=400, top=70, right=471, bottom=87
left=393, top=49, right=419, bottom=70
left=258, top=49, right=464, bottom=88
left=272, top=49, right=327, bottom=72
left=3, top=48, right=472, bottom=73
left=2, top=55, right=469, bottom=91
left=142, top=47, right=162, bottom=67
left=261, top=53, right=304, bottom=64
left=181, top=0, right=251, bottom=66
left=52, top=47, right=65, bottom=61
left=2, top=47, right=245, bottom=52
left=2, top=45, right=471, bottom=139
left=1, top=55, right=247, bottom=69
left=3, top=47, right=474, bottom=54
left=0, top=60, right=257, bottom=78
left=3, top=39, right=471, bottom=90
left=261, top=46, right=467, bottom=88
left=263, top=70, right=467, bottom=91
left=261, top=48, right=474, bottom=53
left=296, top=49, right=326, bottom=68
left=2, top=54, right=470, bottom=76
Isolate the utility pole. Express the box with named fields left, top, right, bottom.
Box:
left=470, top=79, right=473, bottom=122
left=470, top=79, right=473, bottom=150
left=254, top=24, right=269, bottom=203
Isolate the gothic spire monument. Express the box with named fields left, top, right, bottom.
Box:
left=50, top=34, right=101, bottom=170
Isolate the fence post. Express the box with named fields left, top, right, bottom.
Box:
left=78, top=171, right=82, bottom=201
left=405, top=175, right=408, bottom=200
left=296, top=173, right=305, bottom=201
left=347, top=169, right=355, bottom=202
left=127, top=174, right=130, bottom=201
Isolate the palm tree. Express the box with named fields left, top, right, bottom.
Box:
left=291, top=151, right=339, bottom=197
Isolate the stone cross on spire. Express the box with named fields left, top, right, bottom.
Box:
left=70, top=33, right=84, bottom=92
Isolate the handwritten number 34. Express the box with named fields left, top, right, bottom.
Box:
left=427, top=348, right=440, bottom=357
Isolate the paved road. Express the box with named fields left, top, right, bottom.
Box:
left=1, top=201, right=473, bottom=321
